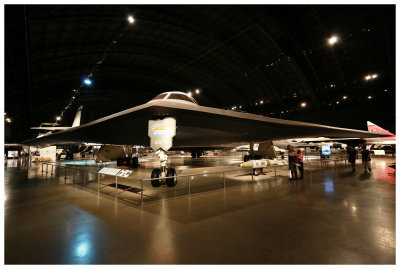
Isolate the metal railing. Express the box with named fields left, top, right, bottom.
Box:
left=39, top=156, right=349, bottom=205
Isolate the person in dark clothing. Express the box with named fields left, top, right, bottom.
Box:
left=361, top=145, right=372, bottom=173
left=297, top=150, right=304, bottom=179
left=287, top=145, right=297, bottom=179
left=346, top=145, right=357, bottom=172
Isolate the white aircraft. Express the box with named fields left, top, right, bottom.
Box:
left=24, top=91, right=384, bottom=187
left=31, top=106, right=83, bottom=137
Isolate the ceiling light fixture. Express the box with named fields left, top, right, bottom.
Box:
left=328, top=35, right=338, bottom=45
left=128, top=15, right=135, bottom=24
left=83, top=78, right=92, bottom=85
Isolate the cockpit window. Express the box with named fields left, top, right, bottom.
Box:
left=168, top=93, right=198, bottom=104
left=152, top=93, right=168, bottom=100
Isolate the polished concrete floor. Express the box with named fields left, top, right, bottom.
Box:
left=4, top=156, right=396, bottom=264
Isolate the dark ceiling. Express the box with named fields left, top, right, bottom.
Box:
left=5, top=5, right=395, bottom=142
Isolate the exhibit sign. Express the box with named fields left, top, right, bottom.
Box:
left=99, top=167, right=121, bottom=176
left=321, top=145, right=331, bottom=156
left=148, top=117, right=176, bottom=151
left=7, top=151, right=18, bottom=158
left=116, top=169, right=133, bottom=178
left=373, top=150, right=385, bottom=156
left=38, top=146, right=57, bottom=161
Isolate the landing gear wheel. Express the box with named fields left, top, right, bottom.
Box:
left=132, top=157, right=139, bottom=167
left=166, top=168, right=177, bottom=187
left=151, top=168, right=161, bottom=187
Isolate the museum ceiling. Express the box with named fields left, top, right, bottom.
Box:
left=5, top=5, right=395, bottom=141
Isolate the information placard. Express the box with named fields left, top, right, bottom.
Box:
left=373, top=150, right=385, bottom=156
left=98, top=167, right=121, bottom=176
left=116, top=169, right=133, bottom=178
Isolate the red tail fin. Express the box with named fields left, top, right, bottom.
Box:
left=367, top=121, right=395, bottom=136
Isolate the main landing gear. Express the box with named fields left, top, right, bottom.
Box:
left=243, top=154, right=262, bottom=162
left=150, top=149, right=178, bottom=187
left=116, top=156, right=139, bottom=167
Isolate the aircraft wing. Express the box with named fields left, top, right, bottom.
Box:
left=23, top=100, right=385, bottom=147
left=31, top=127, right=70, bottom=130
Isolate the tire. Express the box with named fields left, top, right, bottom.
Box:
left=122, top=157, right=130, bottom=166
left=132, top=157, right=139, bottom=167
left=243, top=155, right=249, bottom=162
left=166, top=168, right=177, bottom=187
left=151, top=168, right=161, bottom=187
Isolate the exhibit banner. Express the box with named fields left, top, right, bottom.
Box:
left=148, top=117, right=176, bottom=151
left=321, top=145, right=331, bottom=156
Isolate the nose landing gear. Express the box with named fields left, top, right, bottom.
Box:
left=150, top=149, right=178, bottom=187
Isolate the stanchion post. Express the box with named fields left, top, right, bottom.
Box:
left=115, top=176, right=118, bottom=197
left=188, top=176, right=191, bottom=194
left=42, top=163, right=44, bottom=174
left=140, top=180, right=144, bottom=205
left=223, top=172, right=225, bottom=189
left=46, top=163, right=48, bottom=176
left=64, top=166, right=67, bottom=183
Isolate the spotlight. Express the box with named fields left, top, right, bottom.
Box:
left=372, top=73, right=378, bottom=79
left=187, top=92, right=192, bottom=97
left=342, top=96, right=347, bottom=100
left=365, top=75, right=371, bottom=81
left=128, top=15, right=135, bottom=24
left=56, top=116, right=61, bottom=121
left=301, top=102, right=306, bottom=107
left=336, top=101, right=339, bottom=104
left=83, top=78, right=92, bottom=85
left=195, top=89, right=200, bottom=94
left=260, top=100, right=264, bottom=104
left=328, top=35, right=338, bottom=45
left=6, top=118, right=11, bottom=123
left=368, top=96, right=372, bottom=99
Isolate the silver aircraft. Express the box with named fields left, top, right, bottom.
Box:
left=24, top=91, right=385, bottom=187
